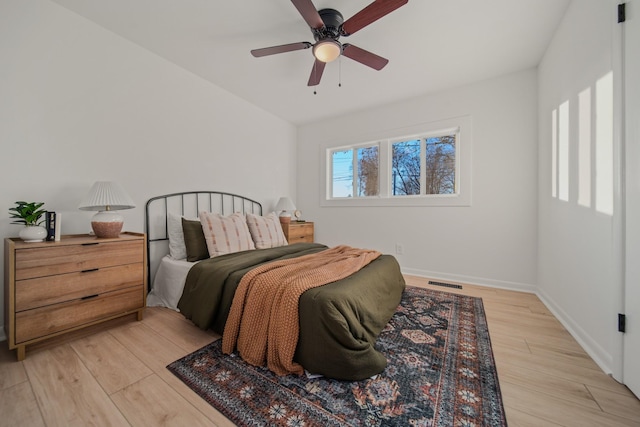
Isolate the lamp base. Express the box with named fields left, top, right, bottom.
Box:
left=279, top=212, right=292, bottom=224
left=91, top=211, right=124, bottom=238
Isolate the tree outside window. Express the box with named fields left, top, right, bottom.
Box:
left=357, top=146, right=379, bottom=197
left=392, top=139, right=421, bottom=195
left=425, top=135, right=455, bottom=195
left=392, top=135, right=456, bottom=196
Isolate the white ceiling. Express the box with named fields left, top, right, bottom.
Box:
left=50, top=0, right=570, bottom=125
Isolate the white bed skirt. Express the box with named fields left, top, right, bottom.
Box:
left=146, top=255, right=196, bottom=311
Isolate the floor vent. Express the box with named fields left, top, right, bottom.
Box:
left=428, top=281, right=463, bottom=289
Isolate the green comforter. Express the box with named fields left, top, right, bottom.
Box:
left=177, top=243, right=406, bottom=380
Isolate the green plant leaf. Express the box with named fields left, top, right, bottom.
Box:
left=8, top=201, right=46, bottom=226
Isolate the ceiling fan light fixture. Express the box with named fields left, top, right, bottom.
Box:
left=250, top=0, right=408, bottom=86
left=313, top=39, right=341, bottom=63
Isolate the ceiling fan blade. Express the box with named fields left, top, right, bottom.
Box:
left=251, top=42, right=312, bottom=57
left=341, top=0, right=408, bottom=36
left=342, top=44, right=389, bottom=70
left=291, top=0, right=325, bottom=30
left=307, top=59, right=326, bottom=86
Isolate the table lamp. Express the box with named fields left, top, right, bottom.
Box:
left=78, top=181, right=135, bottom=238
left=275, top=196, right=296, bottom=224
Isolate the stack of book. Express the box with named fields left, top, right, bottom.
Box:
left=45, top=211, right=61, bottom=241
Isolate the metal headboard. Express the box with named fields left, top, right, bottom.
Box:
left=144, top=191, right=263, bottom=290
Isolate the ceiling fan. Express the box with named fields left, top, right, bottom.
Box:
left=251, top=0, right=409, bottom=87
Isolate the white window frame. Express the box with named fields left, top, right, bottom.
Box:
left=321, top=115, right=471, bottom=207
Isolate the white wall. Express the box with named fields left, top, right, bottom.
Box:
left=0, top=0, right=297, bottom=339
left=297, top=69, right=539, bottom=291
left=537, top=0, right=620, bottom=373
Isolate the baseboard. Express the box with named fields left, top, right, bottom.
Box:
left=401, top=267, right=538, bottom=294
left=535, top=288, right=613, bottom=375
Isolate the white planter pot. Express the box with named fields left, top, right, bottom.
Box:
left=19, top=225, right=47, bottom=242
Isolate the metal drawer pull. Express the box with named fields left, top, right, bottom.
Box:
left=81, top=268, right=99, bottom=273
left=81, top=294, right=99, bottom=300
left=81, top=242, right=99, bottom=246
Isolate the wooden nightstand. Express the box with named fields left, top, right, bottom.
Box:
left=3, top=232, right=147, bottom=360
left=281, top=221, right=314, bottom=244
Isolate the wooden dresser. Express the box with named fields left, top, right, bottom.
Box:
left=3, top=232, right=146, bottom=360
left=281, top=221, right=314, bottom=244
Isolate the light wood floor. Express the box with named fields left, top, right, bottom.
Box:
left=1, top=276, right=639, bottom=426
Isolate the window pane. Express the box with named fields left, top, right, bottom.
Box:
left=332, top=149, right=353, bottom=198
left=357, top=146, right=379, bottom=197
left=392, top=140, right=421, bottom=195
left=425, top=135, right=456, bottom=194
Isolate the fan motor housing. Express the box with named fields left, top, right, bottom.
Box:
left=316, top=8, right=343, bottom=39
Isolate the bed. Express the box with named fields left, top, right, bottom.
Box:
left=145, top=191, right=405, bottom=380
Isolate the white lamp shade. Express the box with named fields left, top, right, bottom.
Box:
left=78, top=181, right=135, bottom=211
left=275, top=197, right=296, bottom=213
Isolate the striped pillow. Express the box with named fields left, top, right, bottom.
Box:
left=246, top=212, right=288, bottom=249
left=199, top=212, right=255, bottom=257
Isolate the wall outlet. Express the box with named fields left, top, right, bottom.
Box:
left=395, top=243, right=404, bottom=255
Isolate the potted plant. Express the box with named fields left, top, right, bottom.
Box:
left=9, top=201, right=48, bottom=242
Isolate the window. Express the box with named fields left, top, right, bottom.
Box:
left=323, top=116, right=471, bottom=207
left=392, top=139, right=421, bottom=195
left=391, top=135, right=456, bottom=196
left=331, top=149, right=352, bottom=197
left=357, top=146, right=379, bottom=197
left=330, top=145, right=379, bottom=198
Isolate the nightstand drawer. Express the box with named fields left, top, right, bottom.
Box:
left=14, top=240, right=143, bottom=280
left=15, top=286, right=144, bottom=343
left=15, top=263, right=144, bottom=312
left=287, top=223, right=314, bottom=243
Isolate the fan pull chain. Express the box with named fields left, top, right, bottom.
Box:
left=312, top=61, right=318, bottom=95
left=339, top=55, right=342, bottom=88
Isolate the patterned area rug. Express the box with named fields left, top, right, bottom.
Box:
left=167, top=286, right=506, bottom=426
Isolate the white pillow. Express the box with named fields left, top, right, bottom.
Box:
left=167, top=213, right=187, bottom=260
left=199, top=212, right=255, bottom=257
left=246, top=212, right=288, bottom=249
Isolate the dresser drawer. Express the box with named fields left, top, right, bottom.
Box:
left=15, top=240, right=143, bottom=280
left=15, top=286, right=144, bottom=343
left=15, top=263, right=143, bottom=312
